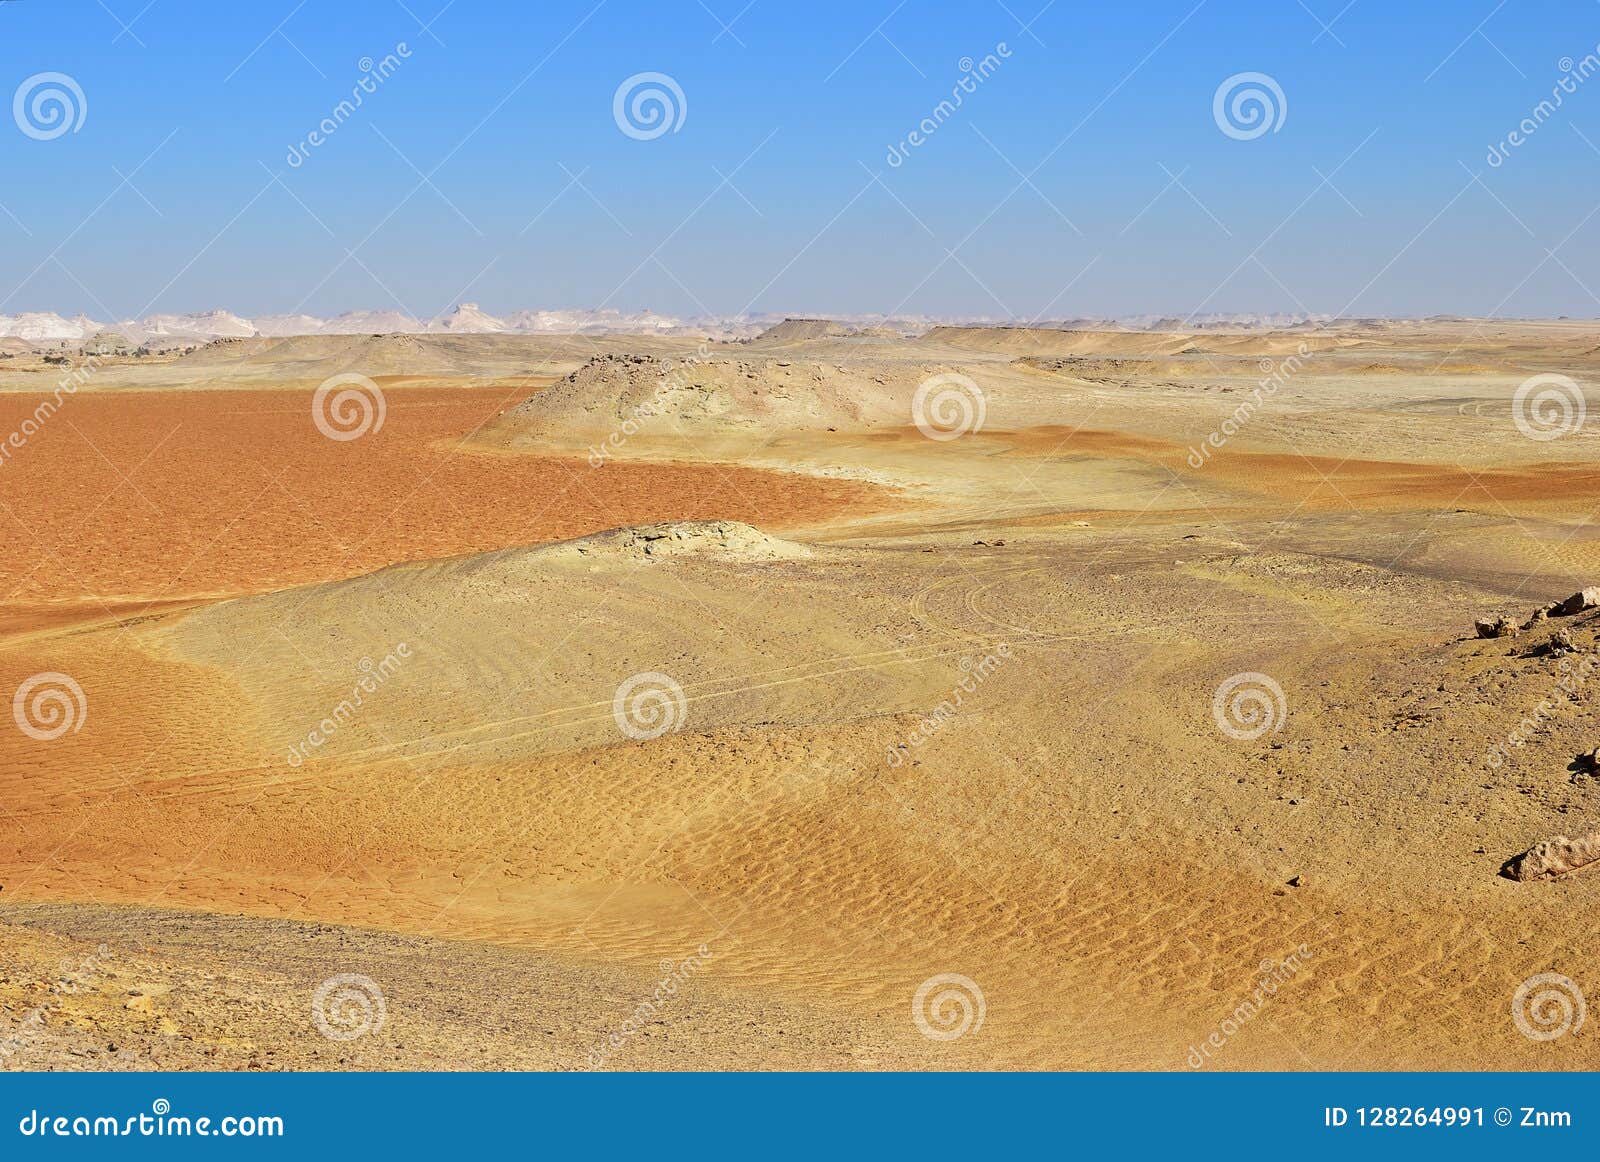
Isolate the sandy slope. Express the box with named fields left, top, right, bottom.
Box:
left=3, top=323, right=1600, bottom=1070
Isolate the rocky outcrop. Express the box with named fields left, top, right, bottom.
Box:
left=1503, top=833, right=1600, bottom=881
left=1554, top=588, right=1600, bottom=617
left=540, top=520, right=812, bottom=564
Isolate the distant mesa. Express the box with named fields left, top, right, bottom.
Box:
left=754, top=318, right=852, bottom=342
left=429, top=302, right=506, bottom=333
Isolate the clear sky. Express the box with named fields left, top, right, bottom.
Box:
left=1, top=0, right=1598, bottom=321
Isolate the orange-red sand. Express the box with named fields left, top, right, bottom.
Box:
left=0, top=386, right=891, bottom=608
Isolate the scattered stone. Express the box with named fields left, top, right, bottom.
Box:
left=1554, top=587, right=1600, bottom=617
left=1579, top=749, right=1600, bottom=776
left=1523, top=606, right=1550, bottom=630
left=1286, top=875, right=1304, bottom=888
left=1503, top=832, right=1600, bottom=881
left=1525, top=627, right=1576, bottom=657
left=1475, top=615, right=1518, bottom=639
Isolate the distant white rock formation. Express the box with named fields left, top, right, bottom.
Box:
left=0, top=305, right=1352, bottom=351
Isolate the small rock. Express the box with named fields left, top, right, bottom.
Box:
left=1525, top=628, right=1576, bottom=657
left=1287, top=875, right=1304, bottom=888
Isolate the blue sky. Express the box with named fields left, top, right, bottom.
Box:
left=1, top=0, right=1598, bottom=320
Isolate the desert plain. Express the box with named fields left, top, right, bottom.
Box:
left=2, top=317, right=1599, bottom=1070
